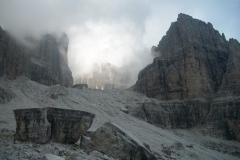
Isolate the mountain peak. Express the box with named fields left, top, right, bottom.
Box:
left=155, top=13, right=227, bottom=57
left=134, top=14, right=240, bottom=100
left=178, top=13, right=193, bottom=19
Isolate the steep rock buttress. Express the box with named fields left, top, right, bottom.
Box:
left=134, top=13, right=240, bottom=100
left=0, top=27, right=73, bottom=87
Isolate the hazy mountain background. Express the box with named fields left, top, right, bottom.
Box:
left=1, top=0, right=239, bottom=87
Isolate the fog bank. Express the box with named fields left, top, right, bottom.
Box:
left=0, top=0, right=239, bottom=87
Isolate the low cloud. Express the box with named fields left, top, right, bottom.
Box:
left=0, top=0, right=239, bottom=87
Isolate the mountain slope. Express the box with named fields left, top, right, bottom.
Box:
left=0, top=76, right=239, bottom=159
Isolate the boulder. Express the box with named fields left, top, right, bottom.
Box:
left=48, top=85, right=68, bottom=100
left=46, top=107, right=95, bottom=143
left=86, top=122, right=157, bottom=160
left=80, top=136, right=90, bottom=150
left=72, top=84, right=88, bottom=89
left=120, top=107, right=128, bottom=114
left=14, top=107, right=95, bottom=144
left=172, top=142, right=184, bottom=150
left=0, top=86, right=15, bottom=103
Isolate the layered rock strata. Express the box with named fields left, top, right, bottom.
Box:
left=47, top=107, right=95, bottom=143
left=134, top=13, right=240, bottom=100
left=0, top=27, right=73, bottom=87
left=14, top=108, right=51, bottom=143
left=14, top=107, right=95, bottom=144
left=129, top=100, right=240, bottom=142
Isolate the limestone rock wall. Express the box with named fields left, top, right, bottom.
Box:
left=0, top=27, right=31, bottom=79
left=218, top=39, right=240, bottom=97
left=207, top=101, right=240, bottom=141
left=134, top=14, right=240, bottom=100
left=14, top=107, right=95, bottom=144
left=129, top=100, right=240, bottom=141
left=0, top=26, right=73, bottom=87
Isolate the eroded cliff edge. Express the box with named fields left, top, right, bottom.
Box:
left=134, top=13, right=240, bottom=100
left=0, top=26, right=73, bottom=87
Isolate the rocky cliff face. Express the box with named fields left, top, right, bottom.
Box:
left=128, top=99, right=240, bottom=142
left=134, top=13, right=240, bottom=100
left=0, top=26, right=73, bottom=87
left=132, top=14, right=240, bottom=142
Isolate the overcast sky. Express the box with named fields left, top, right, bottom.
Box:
left=0, top=0, right=240, bottom=84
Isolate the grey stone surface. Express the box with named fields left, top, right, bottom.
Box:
left=86, top=122, right=157, bottom=160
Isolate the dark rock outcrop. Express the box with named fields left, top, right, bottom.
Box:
left=14, top=108, right=51, bottom=143
left=129, top=100, right=240, bottom=142
left=0, top=26, right=73, bottom=87
left=14, top=107, right=95, bottom=144
left=0, top=86, right=15, bottom=103
left=47, top=107, right=95, bottom=143
left=134, top=13, right=240, bottom=100
left=201, top=141, right=240, bottom=158
left=86, top=122, right=157, bottom=160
